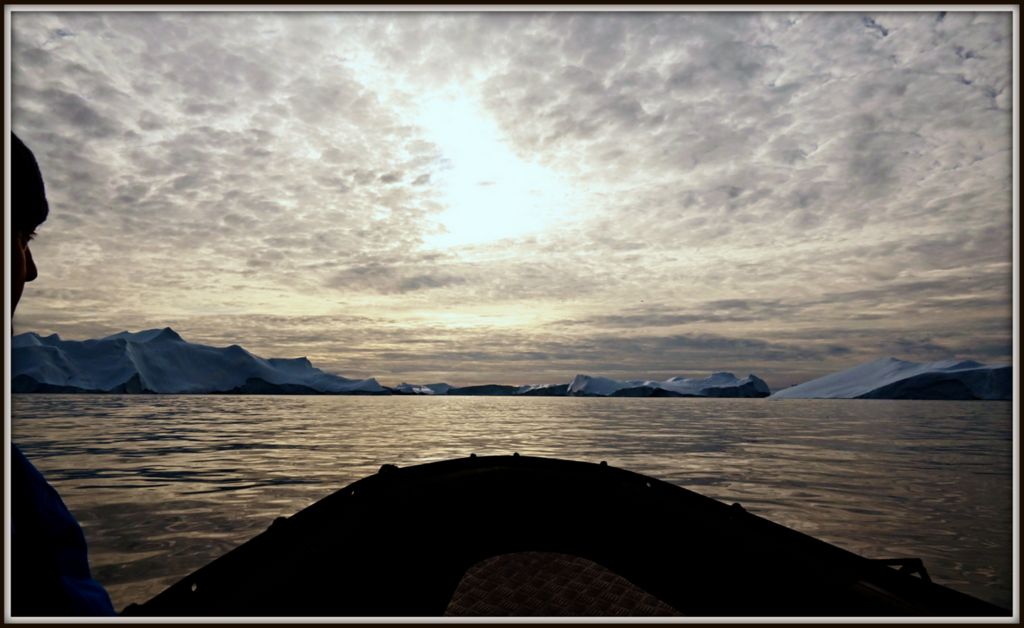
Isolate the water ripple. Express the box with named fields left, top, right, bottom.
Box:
left=11, top=395, right=1012, bottom=613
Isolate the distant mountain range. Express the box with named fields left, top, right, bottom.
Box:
left=11, top=329, right=1011, bottom=400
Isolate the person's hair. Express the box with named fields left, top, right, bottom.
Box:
left=11, top=133, right=49, bottom=234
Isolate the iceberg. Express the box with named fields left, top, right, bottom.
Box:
left=567, top=373, right=770, bottom=398
left=516, top=383, right=570, bottom=396
left=11, top=328, right=775, bottom=399
left=12, top=328, right=384, bottom=395
left=566, top=375, right=631, bottom=397
left=769, top=357, right=1011, bottom=400
left=447, top=384, right=521, bottom=396
left=392, top=383, right=452, bottom=395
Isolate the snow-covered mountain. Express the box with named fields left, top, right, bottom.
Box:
left=769, top=357, right=1011, bottom=400
left=12, top=328, right=384, bottom=394
left=566, top=372, right=771, bottom=398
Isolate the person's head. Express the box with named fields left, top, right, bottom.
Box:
left=11, top=133, right=49, bottom=315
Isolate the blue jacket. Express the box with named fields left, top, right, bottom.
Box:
left=11, top=444, right=116, bottom=616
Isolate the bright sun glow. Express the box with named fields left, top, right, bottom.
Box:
left=414, top=92, right=577, bottom=249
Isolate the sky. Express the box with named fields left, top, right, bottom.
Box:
left=8, top=10, right=1015, bottom=390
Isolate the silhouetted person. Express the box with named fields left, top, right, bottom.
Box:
left=10, top=133, right=116, bottom=616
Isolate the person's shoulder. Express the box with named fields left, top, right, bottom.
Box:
left=10, top=443, right=117, bottom=616
left=11, top=442, right=88, bottom=545
left=11, top=442, right=46, bottom=488
left=11, top=442, right=58, bottom=499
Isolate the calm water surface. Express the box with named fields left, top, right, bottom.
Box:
left=10, top=395, right=1014, bottom=612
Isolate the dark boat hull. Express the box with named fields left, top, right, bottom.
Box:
left=125, top=455, right=1008, bottom=617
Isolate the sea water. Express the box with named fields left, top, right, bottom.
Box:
left=9, top=395, right=1014, bottom=612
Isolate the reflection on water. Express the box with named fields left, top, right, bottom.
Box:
left=11, top=395, right=1013, bottom=612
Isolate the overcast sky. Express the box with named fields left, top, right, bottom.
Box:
left=9, top=10, right=1014, bottom=389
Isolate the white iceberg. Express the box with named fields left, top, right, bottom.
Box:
left=769, top=357, right=1011, bottom=400
left=393, top=382, right=452, bottom=395
left=515, top=383, right=569, bottom=396
left=566, top=374, right=632, bottom=397
left=12, top=328, right=384, bottom=394
left=566, top=372, right=770, bottom=397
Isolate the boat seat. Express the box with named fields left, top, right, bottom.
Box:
left=444, top=551, right=681, bottom=616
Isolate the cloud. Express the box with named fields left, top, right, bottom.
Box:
left=9, top=11, right=1012, bottom=387
left=326, top=258, right=467, bottom=295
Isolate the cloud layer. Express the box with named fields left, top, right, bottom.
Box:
left=10, top=11, right=1013, bottom=389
